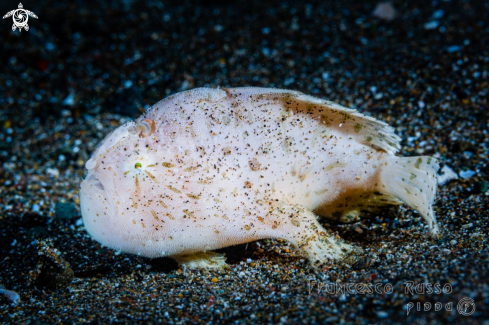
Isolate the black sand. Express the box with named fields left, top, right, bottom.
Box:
left=0, top=0, right=488, bottom=324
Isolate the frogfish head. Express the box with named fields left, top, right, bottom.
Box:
left=79, top=117, right=164, bottom=256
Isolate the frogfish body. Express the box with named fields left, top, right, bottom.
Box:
left=80, top=87, right=439, bottom=267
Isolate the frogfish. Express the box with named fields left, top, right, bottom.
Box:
left=80, top=87, right=439, bottom=268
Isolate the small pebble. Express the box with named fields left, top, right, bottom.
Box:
left=459, top=170, right=476, bottom=179
left=373, top=2, right=396, bottom=21
left=55, top=202, right=78, bottom=219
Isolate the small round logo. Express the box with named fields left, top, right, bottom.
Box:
left=457, top=297, right=475, bottom=316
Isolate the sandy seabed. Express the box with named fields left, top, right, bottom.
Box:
left=0, top=0, right=488, bottom=324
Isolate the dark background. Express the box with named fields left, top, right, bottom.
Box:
left=0, top=0, right=488, bottom=324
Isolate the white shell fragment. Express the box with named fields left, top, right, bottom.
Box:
left=79, top=87, right=440, bottom=266
left=437, top=165, right=458, bottom=186
left=0, top=287, right=21, bottom=305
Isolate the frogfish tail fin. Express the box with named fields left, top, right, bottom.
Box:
left=379, top=156, right=440, bottom=237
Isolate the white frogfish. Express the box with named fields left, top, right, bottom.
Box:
left=80, top=87, right=439, bottom=268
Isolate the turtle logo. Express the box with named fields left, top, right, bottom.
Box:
left=3, top=3, right=38, bottom=32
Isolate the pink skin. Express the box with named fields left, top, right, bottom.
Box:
left=80, top=87, right=439, bottom=263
